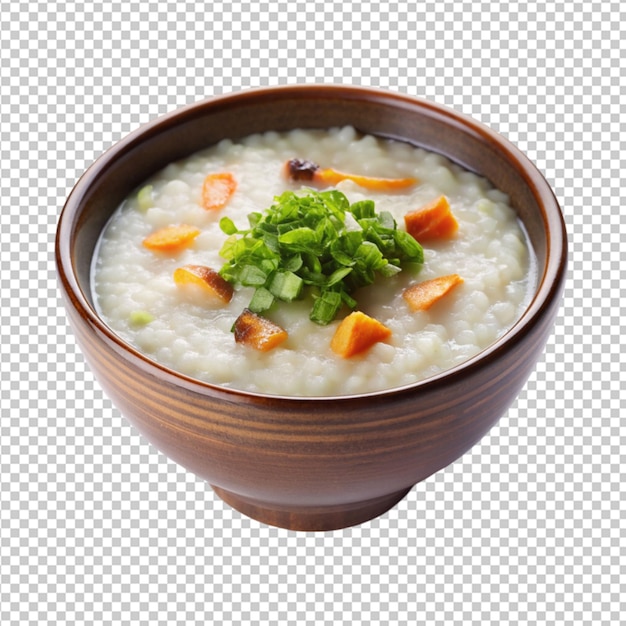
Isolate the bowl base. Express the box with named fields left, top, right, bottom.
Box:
left=211, top=485, right=413, bottom=531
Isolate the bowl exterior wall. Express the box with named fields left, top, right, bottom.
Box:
left=59, top=274, right=562, bottom=511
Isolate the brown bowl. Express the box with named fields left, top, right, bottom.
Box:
left=56, top=85, right=567, bottom=531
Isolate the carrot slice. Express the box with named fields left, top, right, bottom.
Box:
left=173, top=265, right=234, bottom=303
left=402, top=274, right=464, bottom=312
left=330, top=311, right=392, bottom=358
left=202, top=172, right=237, bottom=211
left=233, top=309, right=288, bottom=352
left=404, top=195, right=458, bottom=241
left=142, top=224, right=200, bottom=252
left=316, top=168, right=417, bottom=191
left=284, top=159, right=416, bottom=192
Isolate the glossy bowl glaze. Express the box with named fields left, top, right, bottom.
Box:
left=56, top=85, right=567, bottom=531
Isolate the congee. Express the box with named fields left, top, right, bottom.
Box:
left=92, top=126, right=534, bottom=396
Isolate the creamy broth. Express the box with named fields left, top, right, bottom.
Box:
left=93, top=127, right=533, bottom=396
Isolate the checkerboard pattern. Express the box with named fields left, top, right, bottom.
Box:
left=1, top=2, right=623, bottom=624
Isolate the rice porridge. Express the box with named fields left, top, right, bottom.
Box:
left=92, top=126, right=534, bottom=396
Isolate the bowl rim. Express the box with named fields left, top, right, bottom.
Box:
left=56, top=83, right=567, bottom=403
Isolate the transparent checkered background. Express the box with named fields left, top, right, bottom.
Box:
left=1, top=1, right=622, bottom=624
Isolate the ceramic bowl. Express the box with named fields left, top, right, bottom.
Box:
left=56, top=85, right=567, bottom=531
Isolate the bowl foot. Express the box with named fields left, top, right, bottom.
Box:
left=211, top=485, right=413, bottom=531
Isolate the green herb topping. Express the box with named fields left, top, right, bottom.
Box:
left=218, top=189, right=423, bottom=325
left=129, top=310, right=155, bottom=326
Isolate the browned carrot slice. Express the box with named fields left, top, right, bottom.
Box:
left=173, top=265, right=234, bottom=303
left=142, top=224, right=200, bottom=252
left=404, top=195, right=458, bottom=241
left=402, top=274, right=464, bottom=312
left=233, top=309, right=288, bottom=352
left=330, top=311, right=392, bottom=358
left=202, top=172, right=237, bottom=211
left=284, top=158, right=416, bottom=192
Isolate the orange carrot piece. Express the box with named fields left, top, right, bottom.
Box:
left=402, top=274, right=464, bottom=312
left=173, top=265, right=234, bottom=303
left=316, top=168, right=417, bottom=191
left=284, top=158, right=416, bottom=191
left=330, top=311, right=392, bottom=358
left=404, top=195, right=458, bottom=242
left=233, top=309, right=288, bottom=352
left=142, top=224, right=200, bottom=252
left=201, top=172, right=237, bottom=211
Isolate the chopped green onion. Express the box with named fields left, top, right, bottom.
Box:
left=239, top=264, right=268, bottom=287
left=394, top=229, right=424, bottom=261
left=349, top=199, right=376, bottom=219
left=379, top=263, right=402, bottom=278
left=129, top=310, right=154, bottom=326
left=326, top=266, right=353, bottom=287
left=218, top=189, right=423, bottom=324
left=136, top=185, right=153, bottom=212
left=248, top=287, right=275, bottom=313
left=278, top=226, right=320, bottom=253
left=269, top=271, right=304, bottom=302
left=219, top=216, right=239, bottom=235
left=310, top=291, right=343, bottom=325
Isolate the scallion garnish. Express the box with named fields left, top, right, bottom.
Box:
left=218, top=189, right=423, bottom=325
